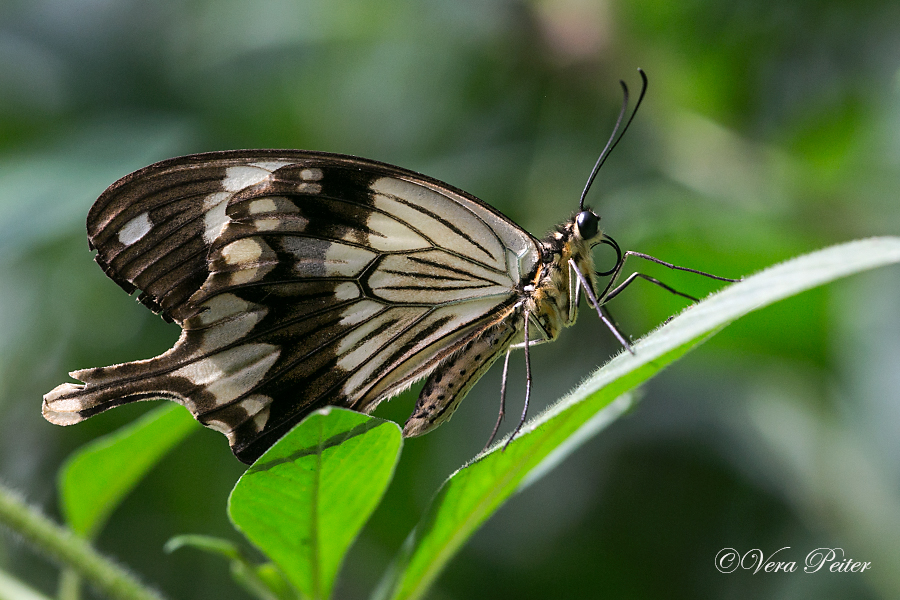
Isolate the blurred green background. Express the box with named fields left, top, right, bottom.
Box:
left=2, top=0, right=899, bottom=598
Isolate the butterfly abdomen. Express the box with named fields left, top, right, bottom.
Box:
left=403, top=322, right=517, bottom=437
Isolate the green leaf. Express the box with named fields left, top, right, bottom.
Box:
left=375, top=236, right=900, bottom=600
left=229, top=407, right=403, bottom=600
left=249, top=564, right=300, bottom=600
left=165, top=535, right=296, bottom=600
left=164, top=533, right=243, bottom=561
left=58, top=404, right=201, bottom=538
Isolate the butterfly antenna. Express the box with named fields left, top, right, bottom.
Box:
left=579, top=68, right=649, bottom=211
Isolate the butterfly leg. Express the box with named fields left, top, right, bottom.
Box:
left=603, top=271, right=699, bottom=303
left=618, top=251, right=741, bottom=283
left=503, top=311, right=532, bottom=451
left=569, top=258, right=634, bottom=353
left=482, top=349, right=512, bottom=452
left=597, top=245, right=740, bottom=304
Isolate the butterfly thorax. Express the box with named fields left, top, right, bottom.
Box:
left=525, top=215, right=599, bottom=342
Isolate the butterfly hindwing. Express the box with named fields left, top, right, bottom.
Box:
left=44, top=150, right=541, bottom=463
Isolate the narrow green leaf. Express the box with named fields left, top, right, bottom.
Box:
left=227, top=567, right=289, bottom=600
left=251, top=564, right=300, bottom=600
left=229, top=407, right=403, bottom=600
left=376, top=237, right=900, bottom=600
left=164, top=534, right=242, bottom=561
left=59, top=404, right=200, bottom=539
left=165, top=535, right=296, bottom=600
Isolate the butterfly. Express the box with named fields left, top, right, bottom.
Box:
left=43, top=71, right=737, bottom=463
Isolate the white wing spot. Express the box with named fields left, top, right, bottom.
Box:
left=230, top=267, right=260, bottom=286
left=42, top=384, right=94, bottom=416
left=223, top=166, right=274, bottom=192
left=249, top=198, right=278, bottom=214
left=238, top=394, right=272, bottom=417
left=370, top=176, right=530, bottom=271
left=174, top=344, right=280, bottom=407
left=203, top=194, right=230, bottom=244
left=334, top=281, right=360, bottom=301
left=335, top=309, right=426, bottom=371
left=296, top=182, right=322, bottom=194
left=250, top=160, right=294, bottom=172
left=204, top=349, right=280, bottom=407
left=203, top=191, right=230, bottom=210
left=321, top=243, right=375, bottom=276
left=300, top=168, right=323, bottom=181
left=197, top=309, right=265, bottom=352
left=221, top=239, right=262, bottom=265
left=118, top=213, right=152, bottom=246
left=254, top=218, right=280, bottom=231
left=251, top=406, right=270, bottom=432
left=363, top=211, right=429, bottom=251
left=337, top=299, right=382, bottom=326
left=196, top=293, right=251, bottom=326
left=204, top=419, right=233, bottom=435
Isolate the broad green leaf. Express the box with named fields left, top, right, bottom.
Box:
left=165, top=535, right=296, bottom=600
left=376, top=237, right=900, bottom=600
left=229, top=407, right=403, bottom=600
left=59, top=404, right=200, bottom=538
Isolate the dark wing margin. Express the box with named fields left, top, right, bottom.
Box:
left=86, top=152, right=307, bottom=323
left=46, top=150, right=541, bottom=463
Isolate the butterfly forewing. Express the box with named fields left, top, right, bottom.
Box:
left=86, top=156, right=258, bottom=322
left=44, top=150, right=541, bottom=463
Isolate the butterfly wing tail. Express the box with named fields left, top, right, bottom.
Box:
left=42, top=360, right=191, bottom=425
left=43, top=324, right=283, bottom=463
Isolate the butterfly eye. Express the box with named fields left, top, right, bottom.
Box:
left=575, top=210, right=600, bottom=240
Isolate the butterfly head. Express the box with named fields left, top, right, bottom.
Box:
left=574, top=209, right=601, bottom=243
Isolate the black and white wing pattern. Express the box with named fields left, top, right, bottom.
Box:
left=44, top=150, right=541, bottom=463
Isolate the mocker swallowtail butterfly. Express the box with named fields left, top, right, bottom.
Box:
left=43, top=71, right=737, bottom=463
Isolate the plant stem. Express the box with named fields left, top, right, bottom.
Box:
left=0, top=481, right=166, bottom=600
left=58, top=568, right=82, bottom=600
